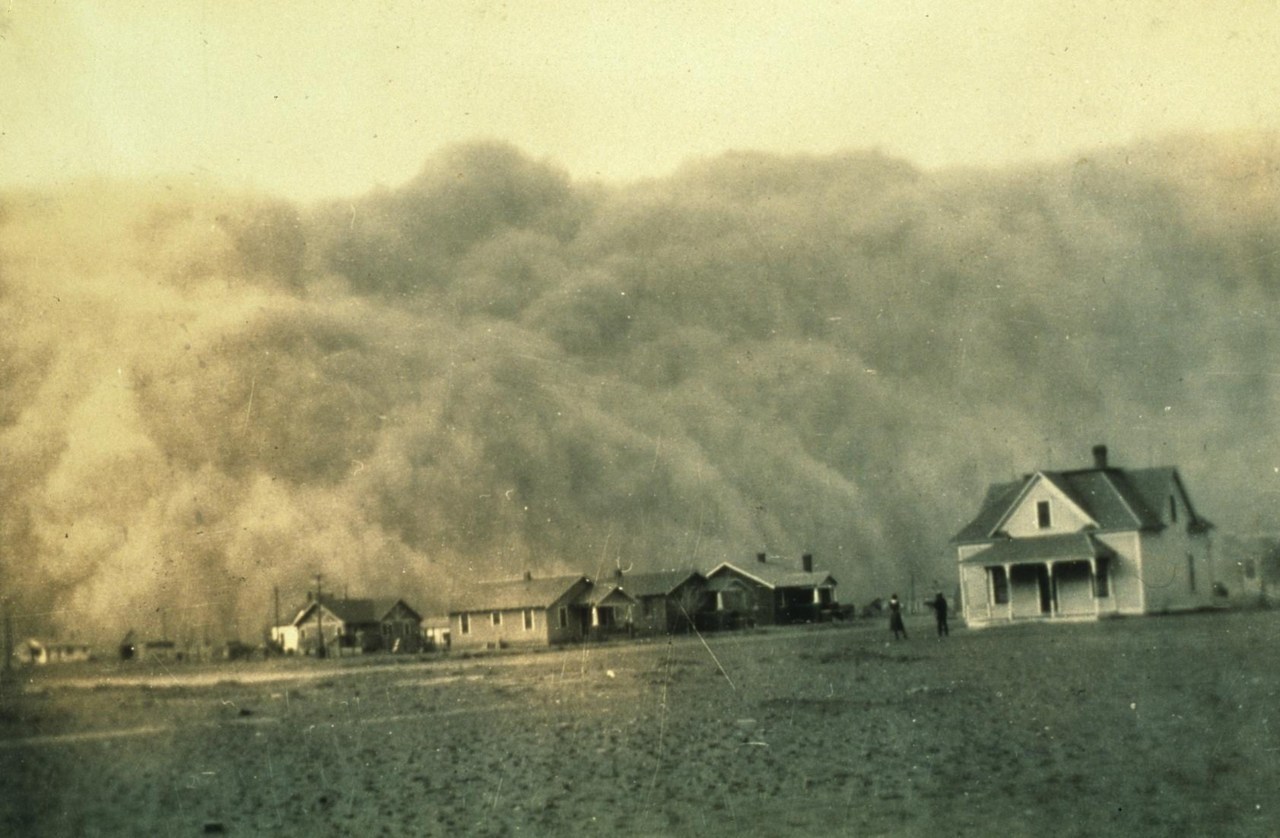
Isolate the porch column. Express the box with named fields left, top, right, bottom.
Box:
left=1004, top=563, right=1014, bottom=621
left=591, top=606, right=600, bottom=627
left=1089, top=558, right=1100, bottom=617
left=1047, top=561, right=1058, bottom=618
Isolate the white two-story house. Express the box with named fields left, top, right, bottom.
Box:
left=952, top=445, right=1214, bottom=627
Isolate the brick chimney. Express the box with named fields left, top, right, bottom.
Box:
left=523, top=570, right=533, bottom=581
left=1092, top=445, right=1109, bottom=469
left=801, top=553, right=814, bottom=572
left=757, top=552, right=767, bottom=564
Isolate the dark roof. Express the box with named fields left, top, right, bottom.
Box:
left=373, top=598, right=423, bottom=622
left=295, top=597, right=378, bottom=626
left=293, top=597, right=421, bottom=627
left=450, top=575, right=589, bottom=613
left=951, top=480, right=1024, bottom=543
left=961, top=532, right=1116, bottom=565
left=706, top=560, right=836, bottom=590
left=619, top=570, right=705, bottom=598
left=953, top=465, right=1212, bottom=544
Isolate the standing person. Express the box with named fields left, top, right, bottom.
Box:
left=888, top=594, right=907, bottom=640
left=931, top=592, right=950, bottom=638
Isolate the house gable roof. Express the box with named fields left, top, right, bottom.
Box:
left=987, top=471, right=1100, bottom=535
left=706, top=560, right=836, bottom=590
left=576, top=583, right=639, bottom=608
left=372, top=598, right=423, bottom=622
left=954, top=461, right=1215, bottom=545
left=450, top=575, right=589, bottom=613
left=293, top=597, right=384, bottom=627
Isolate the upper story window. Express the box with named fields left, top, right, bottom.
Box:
left=1169, top=495, right=1178, bottom=523
left=1036, top=500, right=1052, bottom=529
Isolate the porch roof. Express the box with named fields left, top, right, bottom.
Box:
left=576, top=583, right=639, bottom=608
left=961, top=533, right=1115, bottom=565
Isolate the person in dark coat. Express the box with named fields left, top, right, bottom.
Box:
left=931, top=592, right=950, bottom=637
left=888, top=594, right=907, bottom=640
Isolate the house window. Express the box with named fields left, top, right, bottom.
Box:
left=1243, top=559, right=1257, bottom=580
left=991, top=567, right=1009, bottom=604
left=641, top=598, right=653, bottom=617
left=460, top=613, right=470, bottom=635
left=1187, top=554, right=1196, bottom=593
left=557, top=606, right=568, bottom=629
left=491, top=611, right=502, bottom=627
left=523, top=608, right=534, bottom=630
left=1036, top=500, right=1052, bottom=529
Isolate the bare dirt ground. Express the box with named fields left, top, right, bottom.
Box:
left=2, top=609, right=1278, bottom=837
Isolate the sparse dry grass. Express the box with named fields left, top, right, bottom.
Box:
left=2, top=610, right=1278, bottom=836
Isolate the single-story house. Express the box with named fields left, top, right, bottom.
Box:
left=617, top=569, right=708, bottom=635
left=705, top=554, right=839, bottom=627
left=449, top=573, right=592, bottom=651
left=293, top=596, right=425, bottom=655
left=13, top=638, right=93, bottom=666
left=952, top=445, right=1214, bottom=627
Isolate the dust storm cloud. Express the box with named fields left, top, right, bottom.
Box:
left=1, top=136, right=1276, bottom=642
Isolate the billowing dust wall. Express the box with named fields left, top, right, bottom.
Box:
left=0, top=136, right=1273, bottom=641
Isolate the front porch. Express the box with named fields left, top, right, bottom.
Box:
left=962, top=533, right=1115, bottom=625
left=577, top=583, right=639, bottom=639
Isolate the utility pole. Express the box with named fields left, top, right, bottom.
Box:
left=314, top=574, right=325, bottom=659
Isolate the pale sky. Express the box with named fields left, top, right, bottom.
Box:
left=2, top=1, right=1278, bottom=200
